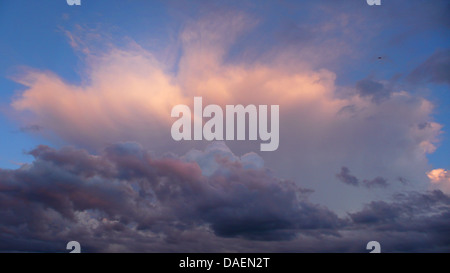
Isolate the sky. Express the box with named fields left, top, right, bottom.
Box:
left=0, top=0, right=449, bottom=252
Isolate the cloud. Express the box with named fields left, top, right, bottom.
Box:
left=408, top=49, right=450, bottom=85
left=0, top=143, right=449, bottom=252
left=11, top=47, right=187, bottom=149
left=335, top=167, right=359, bottom=186
left=355, top=78, right=393, bottom=103
left=0, top=142, right=345, bottom=252
left=0, top=0, right=449, bottom=253
left=336, top=167, right=389, bottom=189
left=183, top=141, right=264, bottom=176
left=347, top=190, right=450, bottom=252
left=363, top=177, right=389, bottom=189
left=427, top=168, right=450, bottom=194
left=16, top=124, right=44, bottom=133
left=8, top=11, right=443, bottom=214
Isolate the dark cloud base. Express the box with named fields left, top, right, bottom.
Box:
left=0, top=143, right=449, bottom=252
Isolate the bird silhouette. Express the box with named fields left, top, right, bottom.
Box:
left=371, top=55, right=393, bottom=64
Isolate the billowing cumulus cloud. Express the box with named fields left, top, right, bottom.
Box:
left=11, top=47, right=187, bottom=150
left=183, top=142, right=265, bottom=176
left=0, top=142, right=341, bottom=251
left=0, top=143, right=449, bottom=252
left=8, top=13, right=443, bottom=213
left=3, top=1, right=449, bottom=253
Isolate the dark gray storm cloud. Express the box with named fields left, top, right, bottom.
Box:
left=348, top=190, right=450, bottom=252
left=0, top=144, right=449, bottom=252
left=336, top=167, right=389, bottom=188
left=363, top=177, right=389, bottom=189
left=335, top=167, right=359, bottom=186
left=350, top=190, right=450, bottom=226
left=408, top=49, right=450, bottom=85
left=0, top=143, right=343, bottom=252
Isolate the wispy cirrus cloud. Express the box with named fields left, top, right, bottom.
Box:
left=408, top=49, right=450, bottom=86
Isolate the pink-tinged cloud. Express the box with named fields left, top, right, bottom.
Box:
left=427, top=169, right=450, bottom=194
left=12, top=47, right=186, bottom=149
left=9, top=14, right=443, bottom=211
